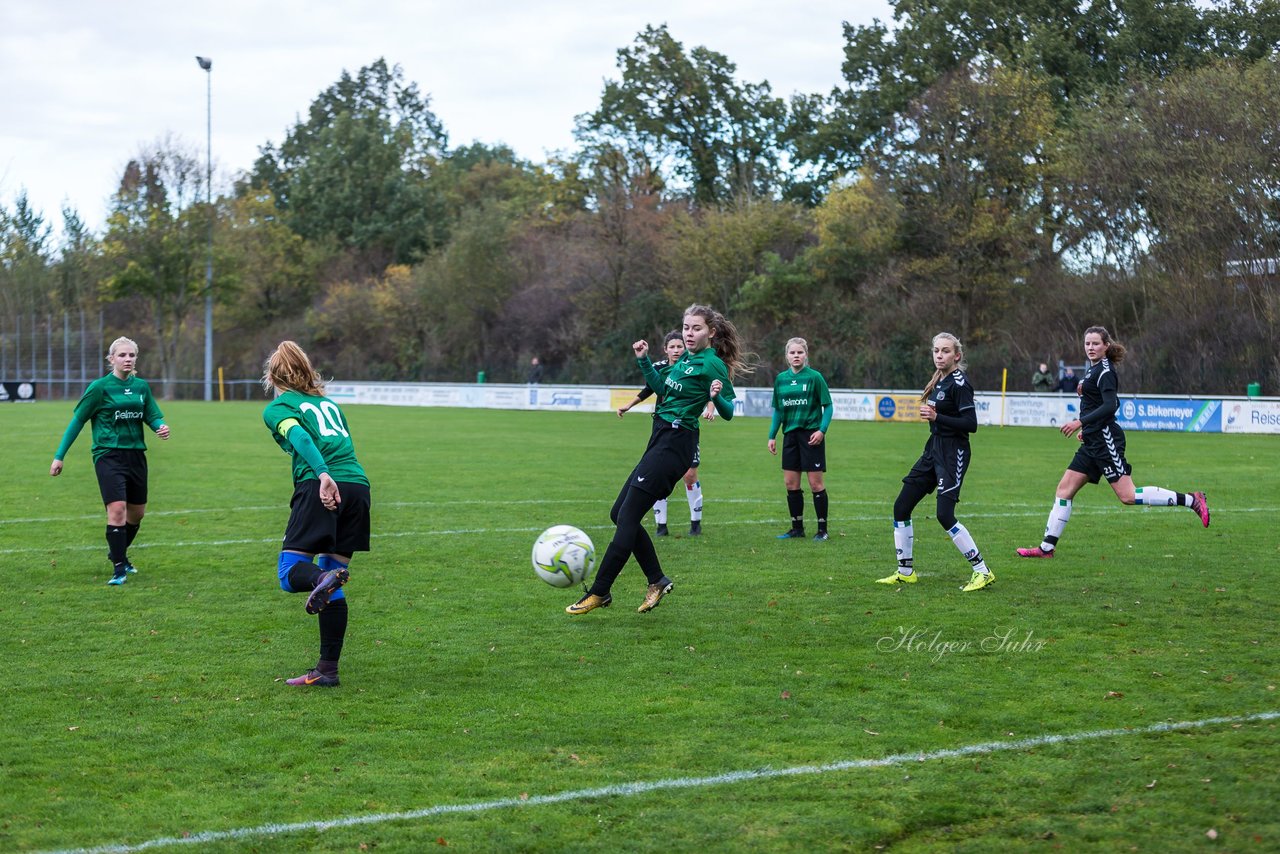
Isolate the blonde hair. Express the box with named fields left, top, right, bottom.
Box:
left=922, top=332, right=966, bottom=401
left=106, top=336, right=139, bottom=376
left=684, top=304, right=755, bottom=380
left=1084, top=325, right=1126, bottom=364
left=785, top=337, right=809, bottom=367
left=262, top=341, right=326, bottom=396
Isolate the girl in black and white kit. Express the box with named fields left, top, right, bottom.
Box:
left=1016, top=326, right=1209, bottom=559
left=877, top=332, right=995, bottom=592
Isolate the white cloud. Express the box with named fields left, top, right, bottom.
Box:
left=0, top=0, right=892, bottom=233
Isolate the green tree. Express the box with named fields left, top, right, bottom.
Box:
left=814, top=0, right=1278, bottom=179
left=100, top=138, right=209, bottom=397
left=875, top=63, right=1058, bottom=342
left=246, top=59, right=448, bottom=268
left=578, top=25, right=789, bottom=206
left=0, top=192, right=54, bottom=319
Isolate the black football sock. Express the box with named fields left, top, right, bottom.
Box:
left=106, top=525, right=128, bottom=568
left=318, top=598, right=348, bottom=665
left=287, top=562, right=325, bottom=593
left=812, top=490, right=828, bottom=532
left=125, top=522, right=140, bottom=548
left=786, top=490, right=804, bottom=531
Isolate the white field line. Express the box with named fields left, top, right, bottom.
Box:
left=6, top=498, right=1264, bottom=526
left=42, top=710, right=1280, bottom=854
left=0, top=507, right=1234, bottom=557
left=1, top=506, right=1268, bottom=557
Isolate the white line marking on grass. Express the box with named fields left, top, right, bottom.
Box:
left=7, top=500, right=1272, bottom=526
left=1, top=506, right=1268, bottom=556
left=41, top=710, right=1280, bottom=854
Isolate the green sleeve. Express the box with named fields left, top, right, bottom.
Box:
left=287, top=428, right=330, bottom=476
left=711, top=374, right=735, bottom=421
left=819, top=405, right=833, bottom=433
left=769, top=410, right=782, bottom=439
left=54, top=418, right=87, bottom=460
left=143, top=386, right=165, bottom=430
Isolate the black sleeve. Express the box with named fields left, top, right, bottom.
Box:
left=934, top=410, right=977, bottom=434
left=1080, top=386, right=1119, bottom=425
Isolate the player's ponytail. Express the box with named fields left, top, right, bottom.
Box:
left=263, top=341, right=326, bottom=396
left=684, top=304, right=757, bottom=381
left=921, top=332, right=965, bottom=401
left=1084, top=325, right=1126, bottom=364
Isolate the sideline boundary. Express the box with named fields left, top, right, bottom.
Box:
left=43, top=710, right=1279, bottom=854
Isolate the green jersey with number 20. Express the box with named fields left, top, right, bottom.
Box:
left=263, top=390, right=368, bottom=485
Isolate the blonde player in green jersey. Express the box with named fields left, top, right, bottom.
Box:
left=50, top=336, right=170, bottom=585
left=262, top=341, right=371, bottom=688
left=569, top=304, right=751, bottom=615
left=767, top=337, right=833, bottom=541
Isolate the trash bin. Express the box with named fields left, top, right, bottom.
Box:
left=1246, top=382, right=1260, bottom=398
left=477, top=371, right=486, bottom=384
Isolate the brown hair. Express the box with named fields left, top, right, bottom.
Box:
left=262, top=341, right=325, bottom=396
left=684, top=304, right=755, bottom=380
left=1084, top=325, right=1126, bottom=364
left=922, top=332, right=966, bottom=401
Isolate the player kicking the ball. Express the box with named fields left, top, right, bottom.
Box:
left=568, top=305, right=750, bottom=615
left=263, top=342, right=372, bottom=687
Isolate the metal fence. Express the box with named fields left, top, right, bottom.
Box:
left=0, top=312, right=266, bottom=401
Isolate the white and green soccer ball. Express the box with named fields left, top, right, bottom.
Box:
left=532, top=525, right=595, bottom=588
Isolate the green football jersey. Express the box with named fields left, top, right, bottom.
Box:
left=771, top=366, right=832, bottom=434
left=56, top=373, right=166, bottom=462
left=639, top=346, right=735, bottom=430
left=263, top=390, right=368, bottom=485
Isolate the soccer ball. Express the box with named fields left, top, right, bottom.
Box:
left=532, top=525, right=596, bottom=588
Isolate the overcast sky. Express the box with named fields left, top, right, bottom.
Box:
left=0, top=0, right=893, bottom=236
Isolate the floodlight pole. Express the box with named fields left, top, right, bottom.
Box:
left=196, top=55, right=214, bottom=401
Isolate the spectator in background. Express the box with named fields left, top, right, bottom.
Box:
left=527, top=356, right=543, bottom=384
left=1058, top=367, right=1078, bottom=394
left=1032, top=363, right=1054, bottom=393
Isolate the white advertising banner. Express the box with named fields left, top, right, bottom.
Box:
left=1222, top=399, right=1280, bottom=434
left=326, top=382, right=1276, bottom=433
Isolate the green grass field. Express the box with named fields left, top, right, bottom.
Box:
left=2, top=401, right=1276, bottom=852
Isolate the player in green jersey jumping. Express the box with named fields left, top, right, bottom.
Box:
left=50, top=336, right=170, bottom=585
left=569, top=305, right=751, bottom=615
left=262, top=341, right=372, bottom=687
left=768, top=337, right=833, bottom=541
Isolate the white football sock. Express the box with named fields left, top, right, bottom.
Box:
left=894, top=520, right=914, bottom=573
left=1042, top=497, right=1072, bottom=549
left=948, top=523, right=989, bottom=573
left=653, top=498, right=668, bottom=525
left=686, top=480, right=702, bottom=521
left=1134, top=486, right=1183, bottom=506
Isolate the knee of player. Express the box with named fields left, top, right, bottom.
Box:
left=277, top=551, right=315, bottom=592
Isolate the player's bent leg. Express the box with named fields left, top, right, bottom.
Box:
left=278, top=550, right=320, bottom=593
